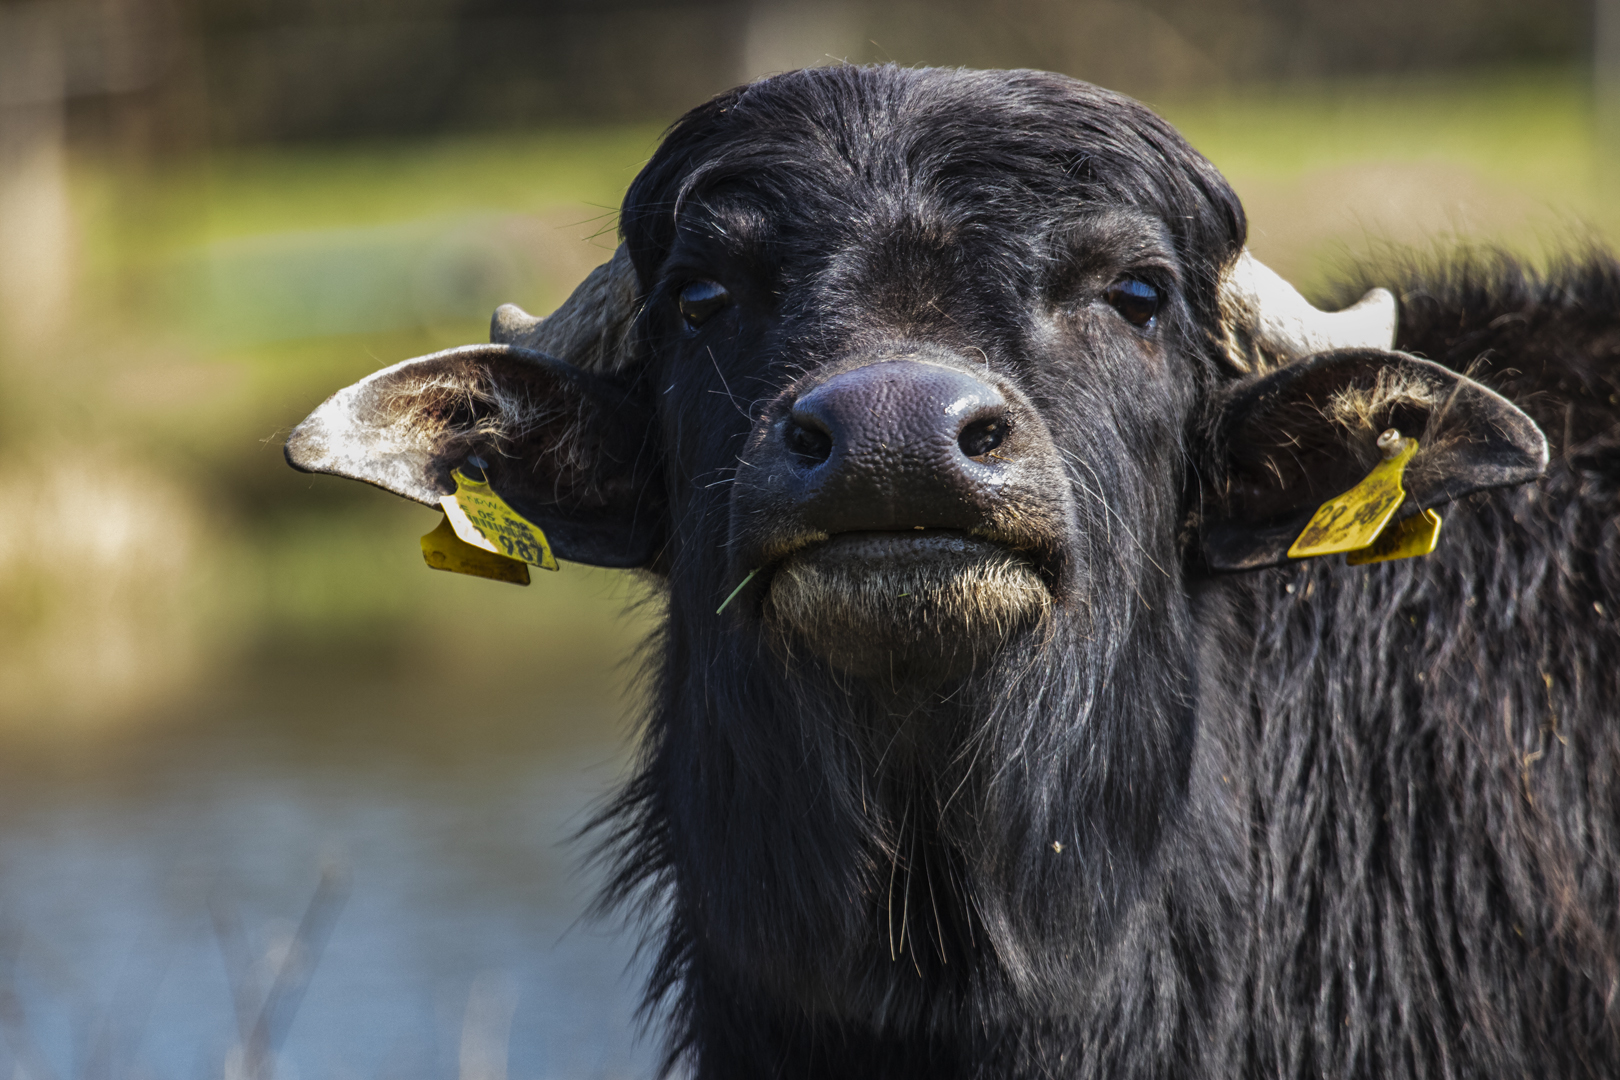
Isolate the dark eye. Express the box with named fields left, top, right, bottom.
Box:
left=678, top=280, right=731, bottom=330
left=1104, top=278, right=1162, bottom=328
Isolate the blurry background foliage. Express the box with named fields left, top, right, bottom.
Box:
left=0, top=2, right=1617, bottom=1075
left=0, top=0, right=1616, bottom=731
left=0, top=0, right=1613, bottom=733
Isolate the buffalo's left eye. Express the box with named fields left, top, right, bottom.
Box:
left=678, top=280, right=731, bottom=330
left=1105, top=278, right=1161, bottom=328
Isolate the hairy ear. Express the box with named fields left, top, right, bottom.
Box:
left=1199, top=349, right=1548, bottom=572
left=284, top=343, right=664, bottom=568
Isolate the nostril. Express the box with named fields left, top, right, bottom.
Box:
left=958, top=415, right=1009, bottom=459
left=787, top=420, right=834, bottom=466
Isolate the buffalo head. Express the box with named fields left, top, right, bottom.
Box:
left=283, top=69, right=1556, bottom=1044
left=286, top=68, right=1541, bottom=691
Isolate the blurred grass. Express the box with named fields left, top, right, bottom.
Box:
left=0, top=67, right=1608, bottom=735
left=0, top=124, right=670, bottom=736
left=1161, top=67, right=1610, bottom=288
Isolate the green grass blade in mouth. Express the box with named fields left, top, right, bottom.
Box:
left=716, top=568, right=760, bottom=615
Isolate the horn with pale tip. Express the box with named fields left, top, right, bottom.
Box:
left=1219, top=249, right=1398, bottom=373
left=489, top=243, right=640, bottom=375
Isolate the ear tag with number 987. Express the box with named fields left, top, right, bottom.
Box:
left=435, top=461, right=559, bottom=572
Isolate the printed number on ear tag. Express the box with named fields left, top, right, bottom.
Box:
left=439, top=467, right=560, bottom=571
left=1345, top=508, right=1443, bottom=566
left=420, top=515, right=530, bottom=585
left=1288, top=432, right=1418, bottom=559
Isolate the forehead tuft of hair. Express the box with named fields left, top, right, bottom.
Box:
left=621, top=65, right=1246, bottom=304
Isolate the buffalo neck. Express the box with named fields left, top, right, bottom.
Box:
left=621, top=554, right=1213, bottom=1029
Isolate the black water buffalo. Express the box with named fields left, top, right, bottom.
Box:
left=285, top=65, right=1620, bottom=1078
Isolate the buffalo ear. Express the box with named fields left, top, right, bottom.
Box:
left=284, top=343, right=665, bottom=569
left=1199, top=349, right=1548, bottom=572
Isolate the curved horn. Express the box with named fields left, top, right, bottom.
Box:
left=489, top=243, right=641, bottom=375
left=1218, top=248, right=1397, bottom=373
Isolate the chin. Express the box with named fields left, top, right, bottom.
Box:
left=762, top=531, right=1054, bottom=680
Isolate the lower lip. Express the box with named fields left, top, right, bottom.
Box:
left=802, top=530, right=1009, bottom=566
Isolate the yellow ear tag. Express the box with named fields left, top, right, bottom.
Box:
left=420, top=515, right=530, bottom=585
left=439, top=465, right=560, bottom=571
left=1288, top=430, right=1418, bottom=559
left=1345, top=508, right=1442, bottom=566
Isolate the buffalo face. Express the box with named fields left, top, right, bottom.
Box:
left=286, top=66, right=1545, bottom=694
left=619, top=73, right=1243, bottom=684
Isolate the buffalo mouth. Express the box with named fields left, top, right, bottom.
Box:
left=760, top=529, right=1054, bottom=679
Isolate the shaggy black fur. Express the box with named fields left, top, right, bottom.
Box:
left=577, top=68, right=1620, bottom=1078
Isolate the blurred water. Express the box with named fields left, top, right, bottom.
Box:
left=0, top=697, right=656, bottom=1080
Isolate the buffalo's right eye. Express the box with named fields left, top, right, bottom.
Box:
left=1104, top=278, right=1162, bottom=328
left=678, top=280, right=731, bottom=330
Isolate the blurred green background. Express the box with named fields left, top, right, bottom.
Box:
left=1, top=0, right=1612, bottom=737
left=0, top=1, right=1615, bottom=1077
